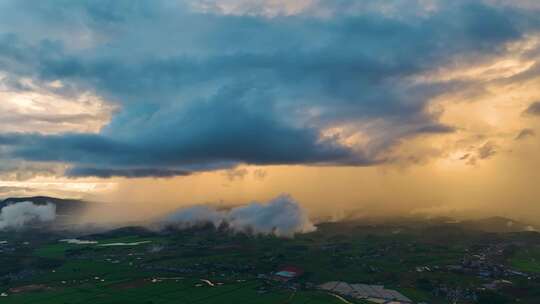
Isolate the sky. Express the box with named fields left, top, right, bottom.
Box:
left=0, top=0, right=540, bottom=222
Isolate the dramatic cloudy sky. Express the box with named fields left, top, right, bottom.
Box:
left=1, top=0, right=540, bottom=221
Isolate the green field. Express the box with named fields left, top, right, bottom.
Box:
left=2, top=219, right=540, bottom=304
left=2, top=280, right=368, bottom=304
left=510, top=247, right=540, bottom=273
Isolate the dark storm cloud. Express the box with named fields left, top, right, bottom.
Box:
left=0, top=92, right=360, bottom=170
left=0, top=0, right=538, bottom=177
left=66, top=167, right=191, bottom=178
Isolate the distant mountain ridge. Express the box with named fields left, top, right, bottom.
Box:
left=0, top=196, right=88, bottom=216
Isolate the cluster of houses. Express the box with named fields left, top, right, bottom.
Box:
left=410, top=242, right=539, bottom=303
left=446, top=243, right=535, bottom=281
left=431, top=285, right=478, bottom=303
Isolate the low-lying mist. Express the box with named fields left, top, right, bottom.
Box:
left=0, top=201, right=56, bottom=230
left=3, top=193, right=539, bottom=237
left=1, top=195, right=317, bottom=238
left=158, top=195, right=316, bottom=237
